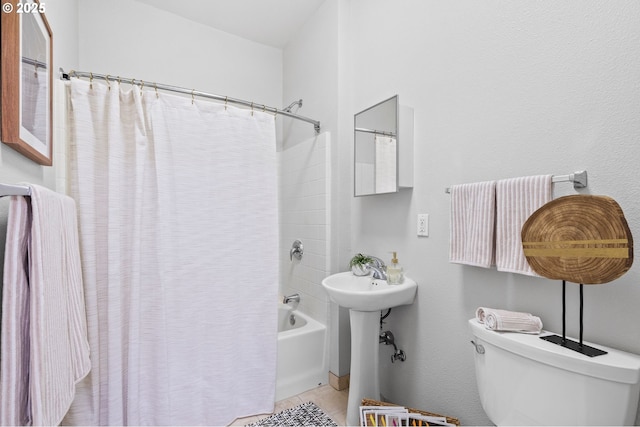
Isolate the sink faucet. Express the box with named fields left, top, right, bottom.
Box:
left=366, top=255, right=387, bottom=280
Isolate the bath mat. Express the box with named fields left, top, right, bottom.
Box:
left=246, top=402, right=337, bottom=427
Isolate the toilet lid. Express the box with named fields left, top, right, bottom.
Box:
left=521, top=195, right=633, bottom=284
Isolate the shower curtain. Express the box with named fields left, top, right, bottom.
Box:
left=63, top=79, right=278, bottom=426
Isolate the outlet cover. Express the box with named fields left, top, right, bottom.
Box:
left=417, top=214, right=429, bottom=237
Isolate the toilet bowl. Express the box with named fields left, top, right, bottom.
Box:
left=469, top=318, right=640, bottom=425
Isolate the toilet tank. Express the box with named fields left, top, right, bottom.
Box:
left=469, top=318, right=640, bottom=426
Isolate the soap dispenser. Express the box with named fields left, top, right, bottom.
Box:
left=387, top=251, right=404, bottom=285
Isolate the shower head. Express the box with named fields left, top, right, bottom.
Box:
left=282, top=99, right=303, bottom=113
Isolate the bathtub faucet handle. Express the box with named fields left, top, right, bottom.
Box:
left=283, top=293, right=301, bottom=305
left=290, top=240, right=303, bottom=261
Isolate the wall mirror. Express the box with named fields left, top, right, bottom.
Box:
left=1, top=0, right=53, bottom=165
left=354, top=95, right=398, bottom=196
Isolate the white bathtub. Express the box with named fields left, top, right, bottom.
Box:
left=276, top=303, right=327, bottom=401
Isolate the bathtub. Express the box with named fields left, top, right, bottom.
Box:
left=276, top=303, right=327, bottom=401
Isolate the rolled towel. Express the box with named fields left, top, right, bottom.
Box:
left=476, top=307, right=543, bottom=334
left=475, top=307, right=489, bottom=323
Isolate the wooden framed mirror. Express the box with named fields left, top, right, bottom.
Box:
left=1, top=0, right=53, bottom=165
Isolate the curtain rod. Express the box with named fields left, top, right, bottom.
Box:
left=59, top=68, right=321, bottom=134
left=444, top=170, right=588, bottom=193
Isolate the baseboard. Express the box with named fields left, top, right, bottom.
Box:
left=328, top=372, right=350, bottom=391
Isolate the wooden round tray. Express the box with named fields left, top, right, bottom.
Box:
left=522, top=195, right=633, bottom=284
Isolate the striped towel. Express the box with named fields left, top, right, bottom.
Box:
left=496, top=175, right=552, bottom=275
left=1, top=196, right=32, bottom=426
left=449, top=181, right=496, bottom=268
left=476, top=307, right=543, bottom=334
left=1, top=185, right=91, bottom=426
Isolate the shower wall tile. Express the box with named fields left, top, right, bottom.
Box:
left=278, top=133, right=330, bottom=323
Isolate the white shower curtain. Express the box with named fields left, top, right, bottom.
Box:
left=63, top=79, right=278, bottom=425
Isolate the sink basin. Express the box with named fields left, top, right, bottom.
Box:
left=321, top=271, right=417, bottom=312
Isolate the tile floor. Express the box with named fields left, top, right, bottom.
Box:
left=230, top=384, right=349, bottom=426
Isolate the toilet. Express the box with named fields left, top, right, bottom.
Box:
left=469, top=318, right=640, bottom=425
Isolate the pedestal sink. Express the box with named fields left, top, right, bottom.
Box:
left=321, top=272, right=417, bottom=426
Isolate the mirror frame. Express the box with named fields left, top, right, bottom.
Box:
left=1, top=0, right=53, bottom=166
left=353, top=95, right=399, bottom=197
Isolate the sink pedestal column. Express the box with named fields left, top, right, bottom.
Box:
left=346, top=310, right=381, bottom=426
left=321, top=272, right=417, bottom=425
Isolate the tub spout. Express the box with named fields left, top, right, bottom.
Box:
left=283, top=293, right=300, bottom=305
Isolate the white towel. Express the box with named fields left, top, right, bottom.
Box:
left=496, top=175, right=552, bottom=275
left=375, top=135, right=397, bottom=193
left=1, top=185, right=91, bottom=426
left=476, top=307, right=543, bottom=334
left=449, top=181, right=496, bottom=268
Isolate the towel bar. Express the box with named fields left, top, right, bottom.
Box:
left=445, top=170, right=587, bottom=194
left=0, top=184, right=31, bottom=197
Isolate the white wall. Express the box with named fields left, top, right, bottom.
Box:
left=283, top=0, right=354, bottom=378
left=282, top=0, right=339, bottom=150
left=77, top=0, right=284, bottom=143
left=345, top=0, right=640, bottom=424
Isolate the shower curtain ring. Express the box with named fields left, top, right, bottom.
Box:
left=89, top=72, right=93, bottom=89
left=140, top=80, right=144, bottom=97
left=250, top=102, right=254, bottom=116
left=224, top=96, right=228, bottom=110
left=154, top=83, right=159, bottom=98
left=105, top=75, right=111, bottom=91
left=191, top=89, right=195, bottom=105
